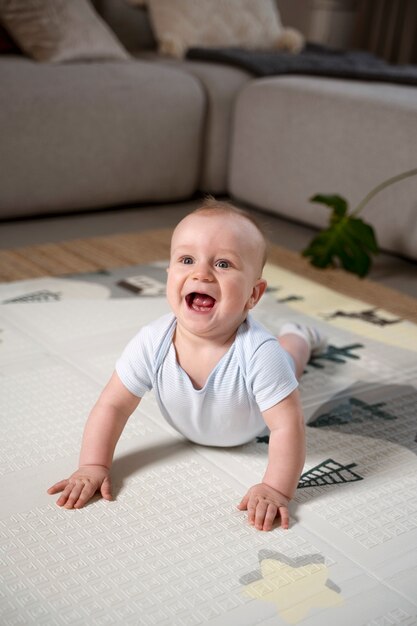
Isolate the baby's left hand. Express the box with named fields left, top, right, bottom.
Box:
left=237, top=483, right=290, bottom=531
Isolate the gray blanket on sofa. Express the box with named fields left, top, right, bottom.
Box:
left=186, top=43, right=417, bottom=86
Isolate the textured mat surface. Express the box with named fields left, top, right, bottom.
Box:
left=1, top=263, right=417, bottom=625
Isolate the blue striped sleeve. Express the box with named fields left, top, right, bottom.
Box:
left=249, top=339, right=298, bottom=412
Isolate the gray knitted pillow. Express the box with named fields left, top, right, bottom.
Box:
left=0, top=0, right=130, bottom=62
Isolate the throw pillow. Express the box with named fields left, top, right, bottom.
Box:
left=147, top=0, right=304, bottom=59
left=0, top=0, right=130, bottom=62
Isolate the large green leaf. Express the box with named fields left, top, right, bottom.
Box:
left=310, top=194, right=349, bottom=218
left=302, top=196, right=379, bottom=277
left=304, top=168, right=417, bottom=277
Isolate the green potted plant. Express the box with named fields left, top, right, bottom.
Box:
left=302, top=167, right=417, bottom=278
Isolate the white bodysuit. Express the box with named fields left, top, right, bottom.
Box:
left=116, top=313, right=298, bottom=447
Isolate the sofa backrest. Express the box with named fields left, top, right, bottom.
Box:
left=94, top=0, right=156, bottom=51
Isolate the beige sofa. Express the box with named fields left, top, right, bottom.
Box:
left=1, top=0, right=417, bottom=260
left=229, top=76, right=417, bottom=260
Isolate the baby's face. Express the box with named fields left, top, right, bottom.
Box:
left=167, top=212, right=267, bottom=341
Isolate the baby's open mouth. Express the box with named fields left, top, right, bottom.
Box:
left=185, top=292, right=216, bottom=312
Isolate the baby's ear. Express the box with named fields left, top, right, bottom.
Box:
left=248, top=279, right=267, bottom=309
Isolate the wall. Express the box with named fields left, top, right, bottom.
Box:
left=277, top=0, right=357, bottom=49
left=351, top=0, right=417, bottom=64
left=278, top=0, right=417, bottom=63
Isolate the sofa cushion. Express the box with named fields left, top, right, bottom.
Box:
left=136, top=52, right=252, bottom=194
left=0, top=57, right=205, bottom=217
left=0, top=0, right=130, bottom=62
left=229, top=76, right=417, bottom=259
left=147, top=0, right=298, bottom=59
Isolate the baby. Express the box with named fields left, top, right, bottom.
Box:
left=48, top=198, right=325, bottom=531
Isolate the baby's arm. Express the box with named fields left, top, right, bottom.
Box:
left=238, top=390, right=305, bottom=531
left=47, top=372, right=140, bottom=509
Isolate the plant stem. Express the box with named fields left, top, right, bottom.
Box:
left=352, top=167, right=417, bottom=217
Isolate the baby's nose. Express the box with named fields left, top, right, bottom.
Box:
left=192, top=263, right=213, bottom=281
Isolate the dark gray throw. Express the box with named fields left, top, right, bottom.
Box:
left=186, top=43, right=417, bottom=86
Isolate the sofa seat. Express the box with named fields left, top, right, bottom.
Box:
left=0, top=56, right=205, bottom=218
left=229, top=76, right=417, bottom=258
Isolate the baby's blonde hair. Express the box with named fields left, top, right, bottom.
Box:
left=191, top=196, right=268, bottom=269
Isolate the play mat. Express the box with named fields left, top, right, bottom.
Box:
left=0, top=262, right=416, bottom=625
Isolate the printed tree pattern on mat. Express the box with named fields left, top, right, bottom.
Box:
left=308, top=344, right=364, bottom=368
left=309, top=397, right=397, bottom=427
left=297, top=459, right=363, bottom=489
left=325, top=307, right=401, bottom=327
left=2, top=290, right=62, bottom=304
left=307, top=385, right=417, bottom=454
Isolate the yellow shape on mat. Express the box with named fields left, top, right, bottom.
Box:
left=243, top=558, right=343, bottom=624
left=264, top=264, right=417, bottom=352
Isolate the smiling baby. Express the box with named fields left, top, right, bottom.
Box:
left=48, top=198, right=326, bottom=531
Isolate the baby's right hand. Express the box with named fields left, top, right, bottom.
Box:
left=47, top=465, right=112, bottom=509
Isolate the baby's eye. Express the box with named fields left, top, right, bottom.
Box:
left=181, top=256, right=194, bottom=265
left=215, top=260, right=230, bottom=269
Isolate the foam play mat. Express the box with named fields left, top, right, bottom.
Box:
left=1, top=263, right=416, bottom=625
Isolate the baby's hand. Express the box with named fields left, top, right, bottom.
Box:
left=47, top=465, right=112, bottom=509
left=237, top=483, right=290, bottom=531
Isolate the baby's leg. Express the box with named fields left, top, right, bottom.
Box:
left=278, top=323, right=327, bottom=379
